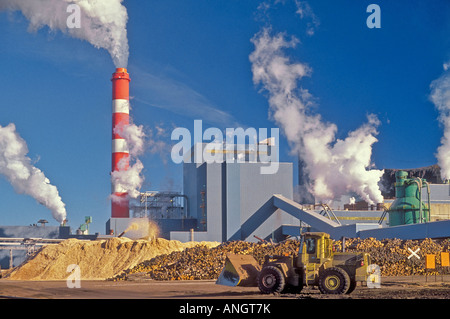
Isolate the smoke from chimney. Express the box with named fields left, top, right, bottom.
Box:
left=249, top=28, right=384, bottom=205
left=0, top=123, right=67, bottom=223
left=114, top=121, right=146, bottom=158
left=430, top=65, right=450, bottom=180
left=111, top=121, right=146, bottom=203
left=0, top=0, right=129, bottom=68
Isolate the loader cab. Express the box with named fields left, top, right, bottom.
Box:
left=300, top=232, right=333, bottom=264
left=305, top=237, right=316, bottom=254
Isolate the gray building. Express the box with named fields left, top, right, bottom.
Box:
left=0, top=225, right=70, bottom=269
left=170, top=143, right=296, bottom=242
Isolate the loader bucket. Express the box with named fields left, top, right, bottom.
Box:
left=216, top=253, right=261, bottom=287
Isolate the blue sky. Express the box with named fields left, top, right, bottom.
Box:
left=0, top=0, right=449, bottom=233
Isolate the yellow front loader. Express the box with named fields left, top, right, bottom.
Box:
left=216, top=232, right=371, bottom=294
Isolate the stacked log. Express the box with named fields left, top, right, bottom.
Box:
left=111, top=240, right=300, bottom=281
left=334, top=237, right=450, bottom=276
left=110, top=237, right=450, bottom=281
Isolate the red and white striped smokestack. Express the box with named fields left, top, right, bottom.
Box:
left=111, top=68, right=130, bottom=218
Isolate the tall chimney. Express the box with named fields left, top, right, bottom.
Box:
left=111, top=68, right=130, bottom=218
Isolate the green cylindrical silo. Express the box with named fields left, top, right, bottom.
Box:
left=388, top=171, right=430, bottom=226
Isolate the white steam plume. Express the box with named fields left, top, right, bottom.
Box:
left=111, top=158, right=144, bottom=202
left=430, top=65, right=450, bottom=180
left=250, top=28, right=384, bottom=205
left=114, top=122, right=146, bottom=158
left=110, top=122, right=172, bottom=202
left=111, top=122, right=146, bottom=202
left=0, top=0, right=129, bottom=67
left=0, top=123, right=67, bottom=223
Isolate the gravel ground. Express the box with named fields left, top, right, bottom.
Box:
left=1, top=276, right=449, bottom=299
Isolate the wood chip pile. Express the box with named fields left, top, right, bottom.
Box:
left=6, top=238, right=220, bottom=280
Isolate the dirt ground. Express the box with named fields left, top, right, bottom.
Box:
left=0, top=275, right=449, bottom=299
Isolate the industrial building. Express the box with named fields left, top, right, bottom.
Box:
left=0, top=224, right=86, bottom=269
left=107, top=142, right=450, bottom=243
left=106, top=142, right=297, bottom=242
left=173, top=143, right=295, bottom=242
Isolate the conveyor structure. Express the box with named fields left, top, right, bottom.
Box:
left=240, top=194, right=450, bottom=241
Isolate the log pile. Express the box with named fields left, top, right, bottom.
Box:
left=110, top=237, right=450, bottom=281
left=111, top=240, right=300, bottom=281
left=334, top=237, right=450, bottom=276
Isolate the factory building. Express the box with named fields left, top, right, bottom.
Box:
left=296, top=163, right=450, bottom=227
left=171, top=143, right=295, bottom=242
left=383, top=183, right=450, bottom=222
left=106, top=142, right=296, bottom=242
left=0, top=225, right=78, bottom=269
left=106, top=153, right=450, bottom=243
left=426, top=184, right=450, bottom=221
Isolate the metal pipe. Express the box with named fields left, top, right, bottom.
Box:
left=412, top=177, right=431, bottom=223
left=425, top=180, right=431, bottom=223
left=412, top=178, right=423, bottom=223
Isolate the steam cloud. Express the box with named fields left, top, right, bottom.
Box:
left=250, top=28, right=384, bottom=205
left=0, top=123, right=67, bottom=223
left=111, top=122, right=146, bottom=202
left=111, top=122, right=172, bottom=201
left=114, top=122, right=146, bottom=158
left=0, top=0, right=129, bottom=67
left=111, top=158, right=144, bottom=201
left=430, top=65, right=450, bottom=180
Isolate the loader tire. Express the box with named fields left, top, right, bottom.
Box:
left=346, top=279, right=357, bottom=294
left=258, top=266, right=285, bottom=294
left=318, top=267, right=350, bottom=295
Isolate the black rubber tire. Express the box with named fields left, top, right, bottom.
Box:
left=258, top=266, right=286, bottom=294
left=346, top=279, right=357, bottom=294
left=318, top=267, right=351, bottom=294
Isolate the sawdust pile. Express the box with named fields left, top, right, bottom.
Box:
left=6, top=237, right=219, bottom=281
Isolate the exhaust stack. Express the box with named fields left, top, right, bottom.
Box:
left=111, top=68, right=130, bottom=218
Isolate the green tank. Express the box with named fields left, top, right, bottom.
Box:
left=388, top=171, right=430, bottom=226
